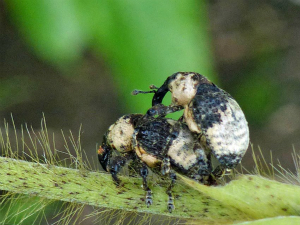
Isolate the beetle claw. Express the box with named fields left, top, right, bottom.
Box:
left=167, top=201, right=175, bottom=213
left=146, top=189, right=153, bottom=207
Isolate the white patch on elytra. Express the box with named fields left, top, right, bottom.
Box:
left=184, top=105, right=201, bottom=133
left=206, top=98, right=249, bottom=157
left=135, top=146, right=160, bottom=168
left=167, top=125, right=199, bottom=170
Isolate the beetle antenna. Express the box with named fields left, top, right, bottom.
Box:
left=131, top=89, right=156, bottom=95
left=149, top=84, right=159, bottom=90
left=132, top=84, right=159, bottom=95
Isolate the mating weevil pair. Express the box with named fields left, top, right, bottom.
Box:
left=98, top=72, right=250, bottom=212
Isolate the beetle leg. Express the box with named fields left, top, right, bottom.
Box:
left=212, top=165, right=231, bottom=179
left=146, top=104, right=183, bottom=117
left=212, top=165, right=225, bottom=179
left=109, top=156, right=126, bottom=185
left=139, top=163, right=153, bottom=207
left=108, top=153, right=133, bottom=186
left=166, top=171, right=176, bottom=213
left=204, top=153, right=213, bottom=183
left=161, top=157, right=171, bottom=175
left=161, top=157, right=176, bottom=212
left=207, top=164, right=232, bottom=185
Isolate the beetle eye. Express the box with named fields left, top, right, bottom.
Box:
left=147, top=108, right=157, bottom=116
left=141, top=130, right=148, bottom=135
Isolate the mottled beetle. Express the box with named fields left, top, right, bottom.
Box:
left=98, top=114, right=209, bottom=212
left=133, top=72, right=250, bottom=177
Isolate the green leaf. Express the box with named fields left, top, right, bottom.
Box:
left=6, top=0, right=86, bottom=65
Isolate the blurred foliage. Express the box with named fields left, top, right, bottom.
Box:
left=231, top=53, right=281, bottom=126
left=0, top=195, right=58, bottom=224
left=6, top=0, right=216, bottom=114
left=0, top=76, right=34, bottom=109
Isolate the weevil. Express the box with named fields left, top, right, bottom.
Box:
left=98, top=114, right=209, bottom=212
left=133, top=72, right=250, bottom=176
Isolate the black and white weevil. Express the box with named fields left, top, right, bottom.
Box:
left=98, top=114, right=210, bottom=212
left=133, top=72, right=250, bottom=177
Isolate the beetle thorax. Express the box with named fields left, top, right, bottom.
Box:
left=169, top=73, right=198, bottom=106
left=107, top=116, right=135, bottom=153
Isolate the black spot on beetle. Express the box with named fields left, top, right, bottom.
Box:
left=191, top=74, right=198, bottom=81
left=192, top=83, right=232, bottom=130
left=217, top=154, right=243, bottom=168
left=127, top=114, right=143, bottom=126
left=136, top=118, right=173, bottom=158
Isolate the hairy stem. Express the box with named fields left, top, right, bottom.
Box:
left=1, top=156, right=300, bottom=224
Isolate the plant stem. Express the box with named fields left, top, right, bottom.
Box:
left=1, top=156, right=300, bottom=224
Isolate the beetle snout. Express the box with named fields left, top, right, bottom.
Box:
left=98, top=145, right=110, bottom=172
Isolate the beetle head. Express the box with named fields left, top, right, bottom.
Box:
left=152, top=72, right=212, bottom=106
left=98, top=133, right=111, bottom=171
left=98, top=114, right=143, bottom=171
left=151, top=73, right=176, bottom=106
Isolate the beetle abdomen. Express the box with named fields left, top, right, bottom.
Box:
left=186, top=84, right=249, bottom=168
left=167, top=123, right=199, bottom=171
